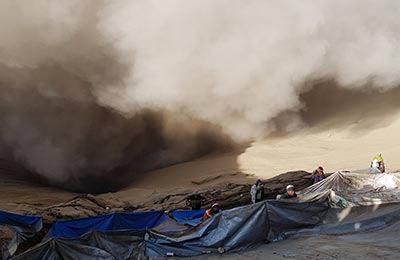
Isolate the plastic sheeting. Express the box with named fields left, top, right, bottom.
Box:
left=0, top=210, right=42, bottom=259
left=12, top=230, right=147, bottom=260
left=302, top=171, right=400, bottom=193
left=47, top=211, right=170, bottom=239
left=0, top=211, right=42, bottom=233
left=146, top=200, right=329, bottom=258
left=17, top=202, right=326, bottom=259
left=172, top=210, right=205, bottom=226
left=11, top=238, right=117, bottom=260
left=15, top=200, right=400, bottom=260
left=286, top=202, right=400, bottom=244
left=299, top=171, right=400, bottom=207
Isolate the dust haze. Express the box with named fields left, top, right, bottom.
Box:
left=1, top=0, right=400, bottom=192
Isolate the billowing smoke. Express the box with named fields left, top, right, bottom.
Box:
left=1, top=0, right=400, bottom=191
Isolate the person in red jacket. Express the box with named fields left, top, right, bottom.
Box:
left=203, top=202, right=220, bottom=221
left=311, top=166, right=326, bottom=185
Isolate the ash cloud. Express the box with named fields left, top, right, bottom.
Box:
left=1, top=1, right=400, bottom=191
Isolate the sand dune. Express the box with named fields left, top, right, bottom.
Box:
left=239, top=115, right=400, bottom=179
left=118, top=110, right=400, bottom=196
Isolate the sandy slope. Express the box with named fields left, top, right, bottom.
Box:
left=115, top=111, right=400, bottom=203
left=239, top=115, right=400, bottom=179
left=114, top=149, right=254, bottom=203
left=0, top=160, right=76, bottom=213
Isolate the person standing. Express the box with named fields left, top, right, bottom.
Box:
left=311, top=166, right=325, bottom=184
left=370, top=153, right=385, bottom=173
left=250, top=179, right=265, bottom=204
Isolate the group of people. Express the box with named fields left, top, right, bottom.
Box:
left=186, top=166, right=325, bottom=221
left=249, top=153, right=387, bottom=204
left=250, top=166, right=325, bottom=203
left=250, top=179, right=300, bottom=202
left=186, top=153, right=386, bottom=222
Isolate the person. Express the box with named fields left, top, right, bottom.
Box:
left=276, top=185, right=297, bottom=200
left=370, top=153, right=385, bottom=173
left=311, top=166, right=325, bottom=184
left=203, top=202, right=220, bottom=221
left=250, top=179, right=265, bottom=204
left=186, top=191, right=206, bottom=210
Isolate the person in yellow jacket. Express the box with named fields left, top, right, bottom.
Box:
left=370, top=153, right=385, bottom=173
left=250, top=179, right=265, bottom=204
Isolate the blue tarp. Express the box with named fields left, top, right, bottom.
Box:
left=172, top=210, right=205, bottom=226
left=48, top=211, right=170, bottom=239
left=0, top=210, right=42, bottom=234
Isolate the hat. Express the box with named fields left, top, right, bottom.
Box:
left=286, top=185, right=294, bottom=191
left=211, top=202, right=219, bottom=208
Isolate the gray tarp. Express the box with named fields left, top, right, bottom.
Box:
left=298, top=171, right=400, bottom=207
left=67, top=230, right=146, bottom=260
left=204, top=205, right=400, bottom=260
left=11, top=230, right=147, bottom=260
left=11, top=239, right=117, bottom=260
left=145, top=200, right=329, bottom=258
left=288, top=202, right=400, bottom=238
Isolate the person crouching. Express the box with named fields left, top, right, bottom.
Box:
left=276, top=185, right=297, bottom=200
left=203, top=202, right=220, bottom=221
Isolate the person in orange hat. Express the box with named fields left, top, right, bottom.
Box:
left=203, top=201, right=220, bottom=221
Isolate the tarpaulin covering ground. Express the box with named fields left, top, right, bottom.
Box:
left=0, top=211, right=42, bottom=259
left=10, top=171, right=400, bottom=260
left=47, top=211, right=170, bottom=239
left=172, top=210, right=205, bottom=226
left=146, top=200, right=328, bottom=258
left=298, top=171, right=400, bottom=207
left=11, top=230, right=146, bottom=260
left=230, top=202, right=400, bottom=260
